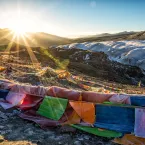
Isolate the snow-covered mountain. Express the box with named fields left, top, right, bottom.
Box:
left=54, top=40, right=145, bottom=72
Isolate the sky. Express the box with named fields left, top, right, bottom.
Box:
left=0, top=0, right=145, bottom=37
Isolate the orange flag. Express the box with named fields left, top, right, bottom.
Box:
left=69, top=101, right=95, bottom=124
left=62, top=110, right=81, bottom=125
left=61, top=94, right=82, bottom=125
left=113, top=134, right=145, bottom=145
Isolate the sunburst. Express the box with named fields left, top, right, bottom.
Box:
left=11, top=18, right=27, bottom=37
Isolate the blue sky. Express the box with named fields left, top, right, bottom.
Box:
left=0, top=0, right=145, bottom=37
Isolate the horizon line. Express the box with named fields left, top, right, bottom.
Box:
left=0, top=27, right=141, bottom=39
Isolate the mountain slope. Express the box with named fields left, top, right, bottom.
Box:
left=127, top=31, right=145, bottom=40
left=21, top=32, right=71, bottom=47
left=0, top=28, right=71, bottom=48
left=73, top=31, right=136, bottom=43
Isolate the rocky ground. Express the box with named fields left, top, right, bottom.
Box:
left=49, top=48, right=145, bottom=86
left=0, top=106, right=117, bottom=145
left=0, top=67, right=144, bottom=145
left=0, top=46, right=145, bottom=145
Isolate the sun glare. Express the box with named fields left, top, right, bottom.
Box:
left=11, top=19, right=27, bottom=36
left=9, top=12, right=38, bottom=37
left=3, top=10, right=65, bottom=37
left=13, top=26, right=26, bottom=36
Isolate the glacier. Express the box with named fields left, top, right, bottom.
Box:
left=55, top=40, right=145, bottom=72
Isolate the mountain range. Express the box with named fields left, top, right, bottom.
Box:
left=0, top=28, right=145, bottom=48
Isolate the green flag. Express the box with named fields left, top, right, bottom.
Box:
left=37, top=96, right=68, bottom=120
left=71, top=124, right=122, bottom=138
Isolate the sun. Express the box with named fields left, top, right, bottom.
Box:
left=13, top=26, right=26, bottom=36
left=11, top=19, right=27, bottom=36
left=10, top=14, right=37, bottom=37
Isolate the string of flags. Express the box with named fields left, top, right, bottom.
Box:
left=1, top=79, right=145, bottom=144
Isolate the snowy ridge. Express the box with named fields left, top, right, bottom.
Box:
left=56, top=40, right=145, bottom=71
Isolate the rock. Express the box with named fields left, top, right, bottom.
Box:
left=78, top=138, right=84, bottom=141
left=49, top=135, right=59, bottom=140
left=74, top=141, right=82, bottom=145
left=28, top=130, right=34, bottom=135
left=58, top=125, right=76, bottom=133
left=96, top=141, right=105, bottom=145
left=84, top=135, right=90, bottom=140
left=0, top=135, right=4, bottom=143
left=12, top=110, right=21, bottom=115
left=0, top=111, right=8, bottom=120
left=24, top=128, right=34, bottom=135
left=6, top=113, right=14, bottom=117
left=0, top=129, right=12, bottom=135
left=58, top=141, right=63, bottom=145
left=0, top=125, right=5, bottom=129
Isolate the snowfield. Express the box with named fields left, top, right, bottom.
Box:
left=56, top=40, right=145, bottom=71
